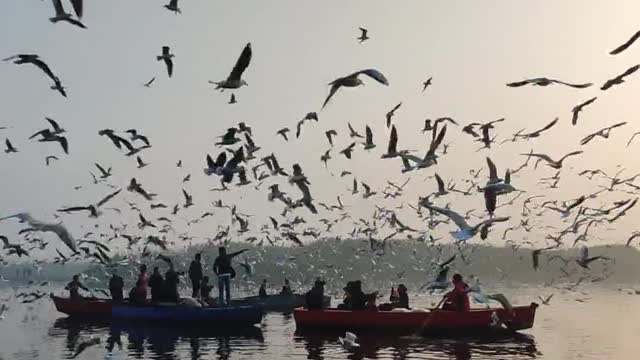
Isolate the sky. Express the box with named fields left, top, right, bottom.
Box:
left=1, top=0, right=640, bottom=260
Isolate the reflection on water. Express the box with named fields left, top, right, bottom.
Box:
left=294, top=331, right=539, bottom=360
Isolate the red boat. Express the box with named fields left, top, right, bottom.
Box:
left=51, top=294, right=112, bottom=317
left=294, top=303, right=538, bottom=335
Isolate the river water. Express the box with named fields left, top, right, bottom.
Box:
left=0, top=285, right=638, bottom=359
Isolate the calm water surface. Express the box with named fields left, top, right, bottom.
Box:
left=0, top=286, right=638, bottom=359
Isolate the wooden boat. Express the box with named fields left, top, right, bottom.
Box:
left=294, top=303, right=538, bottom=335
left=111, top=303, right=263, bottom=324
left=230, top=294, right=331, bottom=311
left=51, top=294, right=112, bottom=318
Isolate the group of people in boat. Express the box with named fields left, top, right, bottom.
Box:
left=67, top=247, right=252, bottom=306
left=258, top=278, right=293, bottom=298
left=303, top=273, right=472, bottom=312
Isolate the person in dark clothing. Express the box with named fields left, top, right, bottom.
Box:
left=65, top=275, right=88, bottom=300
left=395, top=284, right=410, bottom=309
left=148, top=267, right=164, bottom=303
left=350, top=281, right=367, bottom=310
left=108, top=273, right=124, bottom=302
left=213, top=247, right=248, bottom=306
left=164, top=265, right=180, bottom=303
left=258, top=279, right=268, bottom=298
left=280, top=278, right=292, bottom=295
left=200, top=276, right=214, bottom=306
left=305, top=278, right=326, bottom=310
left=129, top=279, right=147, bottom=305
left=188, top=253, right=203, bottom=298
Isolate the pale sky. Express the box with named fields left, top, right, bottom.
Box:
left=1, top=1, right=640, bottom=260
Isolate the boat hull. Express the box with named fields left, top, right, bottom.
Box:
left=294, top=303, right=538, bottom=335
left=51, top=295, right=112, bottom=318
left=112, top=304, right=263, bottom=324
left=230, top=294, right=331, bottom=311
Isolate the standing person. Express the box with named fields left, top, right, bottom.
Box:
left=65, top=275, right=89, bottom=300
left=137, top=264, right=149, bottom=293
left=189, top=253, right=203, bottom=298
left=164, top=265, right=180, bottom=303
left=258, top=279, right=268, bottom=298
left=108, top=273, right=124, bottom=302
left=148, top=267, right=164, bottom=303
left=213, top=247, right=249, bottom=306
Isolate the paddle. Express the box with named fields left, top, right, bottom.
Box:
left=406, top=296, right=447, bottom=338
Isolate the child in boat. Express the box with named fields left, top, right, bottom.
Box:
left=442, top=274, right=471, bottom=311
left=65, top=275, right=89, bottom=300
left=258, top=279, right=268, bottom=298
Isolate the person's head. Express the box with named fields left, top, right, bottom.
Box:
left=140, top=264, right=147, bottom=273
left=314, top=278, right=326, bottom=289
left=202, top=276, right=209, bottom=284
left=262, top=279, right=267, bottom=285
left=195, top=253, right=201, bottom=261
left=398, top=284, right=407, bottom=294
left=72, top=275, right=79, bottom=281
left=153, top=266, right=159, bottom=275
left=284, top=278, right=290, bottom=285
left=218, top=247, right=227, bottom=256
left=452, top=273, right=463, bottom=284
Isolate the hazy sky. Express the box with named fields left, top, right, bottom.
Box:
left=1, top=1, right=640, bottom=259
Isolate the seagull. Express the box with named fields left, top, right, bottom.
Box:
left=348, top=123, right=363, bottom=138
left=94, top=163, right=112, bottom=179
left=29, top=129, right=68, bottom=154
left=339, top=142, right=356, bottom=159
left=580, top=122, right=627, bottom=146
left=610, top=30, right=640, bottom=55
left=136, top=156, right=147, bottom=168
left=524, top=150, right=583, bottom=169
left=325, top=130, right=337, bottom=146
left=127, top=178, right=156, bottom=201
left=216, top=128, right=241, bottom=146
left=338, top=332, right=360, bottom=350
left=4, top=139, right=17, bottom=153
left=320, top=149, right=331, bottom=167
left=602, top=64, right=640, bottom=90
left=244, top=133, right=260, bottom=159
left=433, top=173, right=449, bottom=197
left=229, top=93, right=237, bottom=104
left=544, top=196, right=586, bottom=218
left=45, top=155, right=59, bottom=166
left=362, top=125, right=376, bottom=150
left=50, top=0, right=86, bottom=29
left=426, top=205, right=509, bottom=241
left=538, top=294, right=553, bottom=305
left=381, top=125, right=401, bottom=159
left=182, top=189, right=194, bottom=208
left=138, top=214, right=156, bottom=229
left=44, top=117, right=65, bottom=134
left=571, top=98, right=597, bottom=126
left=3, top=55, right=65, bottom=96
left=422, top=77, right=433, bottom=92
left=156, top=46, right=174, bottom=78
left=399, top=125, right=447, bottom=167
left=322, top=68, right=389, bottom=109
left=385, top=102, right=401, bottom=128
left=357, top=27, right=369, bottom=43
left=0, top=213, right=77, bottom=252
left=576, top=245, right=606, bottom=269
left=125, top=129, right=151, bottom=147
left=276, top=128, right=290, bottom=141
left=58, top=189, right=122, bottom=218
left=626, top=132, right=640, bottom=147
left=516, top=118, right=558, bottom=138
left=143, top=77, right=156, bottom=88
left=506, top=78, right=592, bottom=88
left=210, top=43, right=252, bottom=90
left=164, top=0, right=181, bottom=14
left=361, top=182, right=376, bottom=199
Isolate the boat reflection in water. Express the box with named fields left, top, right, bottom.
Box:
left=294, top=330, right=540, bottom=360
left=51, top=318, right=264, bottom=360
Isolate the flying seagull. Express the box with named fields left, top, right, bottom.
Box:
left=610, top=30, right=640, bottom=55
left=576, top=245, right=606, bottom=269
left=422, top=77, right=433, bottom=92
left=210, top=43, right=252, bottom=90
left=229, top=93, right=237, bottom=104
left=426, top=205, right=509, bottom=241
left=58, top=189, right=122, bottom=218
left=363, top=125, right=376, bottom=150
left=385, top=102, right=401, bottom=128
left=524, top=150, right=583, bottom=169
left=29, top=130, right=68, bottom=154
left=571, top=97, right=597, bottom=126
left=0, top=213, right=77, bottom=252
left=506, top=78, right=592, bottom=88
left=164, top=0, right=181, bottom=14
left=322, top=68, right=389, bottom=109
left=50, top=0, right=86, bottom=29
left=601, top=64, right=640, bottom=91
left=357, top=27, right=369, bottom=43
left=325, top=130, right=337, bottom=146
left=156, top=46, right=174, bottom=78
left=348, top=123, right=363, bottom=138
left=143, top=77, right=156, bottom=88
left=3, top=54, right=66, bottom=97
left=4, top=139, right=17, bottom=153
left=45, top=155, right=59, bottom=166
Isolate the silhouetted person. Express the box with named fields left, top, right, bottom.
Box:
left=305, top=278, right=326, bottom=310
left=281, top=278, right=292, bottom=295
left=200, top=276, right=214, bottom=306
left=129, top=279, right=147, bottom=305
left=442, top=274, right=471, bottom=312
left=188, top=253, right=203, bottom=298
left=258, top=279, right=268, bottom=298
left=148, top=267, right=164, bottom=303
left=108, top=273, right=124, bottom=302
left=164, top=265, right=180, bottom=303
left=65, top=275, right=88, bottom=300
left=213, top=247, right=248, bottom=306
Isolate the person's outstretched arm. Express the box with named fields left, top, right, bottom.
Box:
left=228, top=249, right=249, bottom=258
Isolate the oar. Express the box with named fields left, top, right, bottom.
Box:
left=408, top=296, right=447, bottom=337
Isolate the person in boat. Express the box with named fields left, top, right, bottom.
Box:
left=128, top=279, right=147, bottom=305
left=188, top=253, right=203, bottom=298
left=164, top=264, right=180, bottom=303
left=65, top=275, right=89, bottom=300
left=442, top=273, right=471, bottom=311
left=137, top=264, right=149, bottom=294
left=200, top=276, right=214, bottom=306
left=148, top=266, right=164, bottom=303
left=395, top=284, right=409, bottom=309
left=258, top=279, right=268, bottom=298
left=338, top=281, right=367, bottom=310
left=108, top=273, right=124, bottom=302
left=280, top=278, right=293, bottom=295
left=213, top=246, right=249, bottom=306
left=304, top=278, right=326, bottom=310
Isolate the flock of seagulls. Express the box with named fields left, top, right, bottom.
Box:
left=1, top=2, right=640, bottom=326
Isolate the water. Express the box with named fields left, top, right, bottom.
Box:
left=0, top=285, right=638, bottom=359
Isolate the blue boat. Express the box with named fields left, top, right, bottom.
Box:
left=111, top=304, right=263, bottom=325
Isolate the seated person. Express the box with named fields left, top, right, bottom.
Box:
left=442, top=274, right=471, bottom=312
left=337, top=281, right=367, bottom=310
left=108, top=273, right=124, bottom=302
left=148, top=267, right=164, bottom=303
left=365, top=292, right=379, bottom=311
left=280, top=278, right=293, bottom=295
left=395, top=284, right=410, bottom=309
left=258, top=279, right=268, bottom=299
left=128, top=279, right=147, bottom=305
left=305, top=278, right=326, bottom=310
left=66, top=275, right=89, bottom=300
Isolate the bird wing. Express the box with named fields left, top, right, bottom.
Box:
left=486, top=157, right=498, bottom=182
left=70, top=0, right=83, bottom=18
left=30, top=58, right=58, bottom=83
left=52, top=0, right=65, bottom=16
left=387, top=125, right=398, bottom=154
left=365, top=125, right=373, bottom=144
left=620, top=64, right=640, bottom=78
left=427, top=125, right=447, bottom=156
left=228, top=43, right=252, bottom=81
left=296, top=120, right=304, bottom=138
left=439, top=254, right=456, bottom=268
left=526, top=153, right=555, bottom=165
left=354, top=69, right=389, bottom=85
left=94, top=163, right=108, bottom=176
left=359, top=27, right=367, bottom=36
left=554, top=80, right=593, bottom=88
left=505, top=80, right=531, bottom=87
left=322, top=82, right=342, bottom=109
left=97, top=189, right=122, bottom=208
left=165, top=58, right=173, bottom=77
left=611, top=30, right=640, bottom=55
left=434, top=173, right=445, bottom=192
left=45, top=117, right=62, bottom=132
left=538, top=117, right=558, bottom=133
left=57, top=136, right=68, bottom=154
left=426, top=205, right=470, bottom=231
left=58, top=206, right=91, bottom=213
left=559, top=151, right=583, bottom=162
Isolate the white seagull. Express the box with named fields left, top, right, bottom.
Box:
left=426, top=205, right=509, bottom=241
left=322, top=68, right=389, bottom=109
